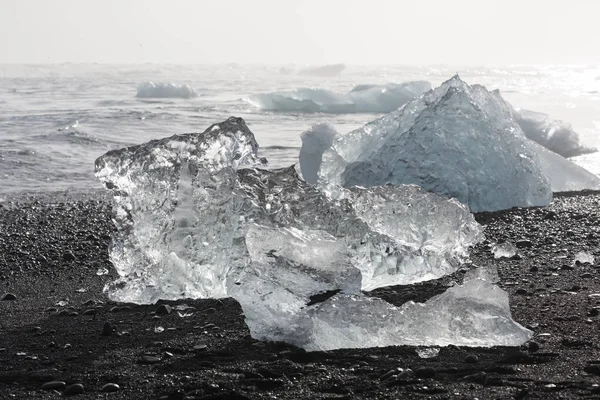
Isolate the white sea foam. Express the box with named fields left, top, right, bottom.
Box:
left=136, top=81, right=197, bottom=99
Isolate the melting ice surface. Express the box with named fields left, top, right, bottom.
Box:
left=136, top=81, right=198, bottom=99
left=301, top=76, right=600, bottom=211
left=96, top=116, right=532, bottom=350
left=246, top=81, right=432, bottom=114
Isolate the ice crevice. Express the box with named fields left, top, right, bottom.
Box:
left=96, top=82, right=537, bottom=350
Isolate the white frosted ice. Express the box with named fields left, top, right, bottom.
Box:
left=574, top=251, right=595, bottom=264
left=513, top=108, right=595, bottom=158
left=530, top=141, right=600, bottom=192
left=246, top=81, right=432, bottom=114
left=492, top=242, right=517, bottom=259
left=95, top=116, right=531, bottom=351
left=136, top=81, right=197, bottom=99
left=309, top=76, right=552, bottom=212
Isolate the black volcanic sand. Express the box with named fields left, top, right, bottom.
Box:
left=2, top=191, right=600, bottom=399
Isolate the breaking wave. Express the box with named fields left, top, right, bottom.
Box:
left=136, top=81, right=198, bottom=99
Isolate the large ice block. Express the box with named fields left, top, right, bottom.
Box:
left=96, top=116, right=531, bottom=350
left=308, top=76, right=553, bottom=212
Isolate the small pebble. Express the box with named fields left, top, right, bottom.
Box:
left=100, top=383, right=120, bottom=392
left=1, top=293, right=16, bottom=301
left=589, top=308, right=600, bottom=317
left=140, top=355, right=161, bottom=364
left=63, top=383, right=85, bottom=396
left=41, top=381, right=66, bottom=390
left=102, top=321, right=113, bottom=336
left=464, top=354, right=479, bottom=364
left=83, top=309, right=96, bottom=316
left=414, top=366, right=436, bottom=378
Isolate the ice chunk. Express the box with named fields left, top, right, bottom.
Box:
left=312, top=76, right=552, bottom=212
left=574, top=251, right=595, bottom=265
left=416, top=347, right=440, bottom=358
left=302, top=278, right=532, bottom=351
left=246, top=81, right=431, bottom=114
left=136, top=81, right=197, bottom=99
left=95, top=117, right=260, bottom=303
left=530, top=141, right=600, bottom=192
left=96, top=117, right=530, bottom=351
left=513, top=108, right=596, bottom=158
left=492, top=242, right=518, bottom=259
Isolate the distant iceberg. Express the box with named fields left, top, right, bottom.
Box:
left=512, top=107, right=596, bottom=158
left=136, top=81, right=197, bottom=99
left=298, top=63, right=346, bottom=77
left=247, top=81, right=432, bottom=114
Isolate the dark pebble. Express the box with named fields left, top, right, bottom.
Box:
left=156, top=304, right=172, bottom=315
left=516, top=288, right=528, bottom=295
left=41, top=380, right=66, bottom=390
left=464, top=354, right=479, bottom=363
left=1, top=293, right=16, bottom=301
left=529, top=266, right=539, bottom=272
left=589, top=308, right=599, bottom=317
left=414, top=366, right=436, bottom=378
left=100, top=383, right=120, bottom=392
left=516, top=240, right=533, bottom=248
left=63, top=383, right=85, bottom=396
left=140, top=355, right=161, bottom=364
left=528, top=341, right=540, bottom=352
left=83, top=309, right=96, bottom=316
left=62, top=251, right=76, bottom=261
left=101, top=321, right=113, bottom=336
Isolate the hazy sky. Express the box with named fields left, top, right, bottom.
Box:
left=1, top=0, right=599, bottom=65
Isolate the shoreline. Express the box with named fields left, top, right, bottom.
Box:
left=1, top=191, right=600, bottom=399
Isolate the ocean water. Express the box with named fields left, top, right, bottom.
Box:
left=1, top=63, right=600, bottom=196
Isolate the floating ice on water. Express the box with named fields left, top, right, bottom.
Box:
left=306, top=76, right=553, bottom=212
left=574, top=251, right=595, bottom=265
left=246, top=81, right=431, bottom=114
left=96, top=116, right=531, bottom=350
left=136, top=81, right=197, bottom=99
left=571, top=152, right=600, bottom=178
left=513, top=108, right=596, bottom=158
left=492, top=242, right=518, bottom=259
left=531, top=141, right=600, bottom=192
left=297, top=63, right=346, bottom=77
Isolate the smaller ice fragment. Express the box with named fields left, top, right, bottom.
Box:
left=416, top=347, right=440, bottom=358
left=574, top=251, right=595, bottom=265
left=492, top=242, right=517, bottom=259
left=464, top=265, right=500, bottom=283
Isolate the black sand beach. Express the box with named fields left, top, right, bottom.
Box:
left=1, top=191, right=600, bottom=399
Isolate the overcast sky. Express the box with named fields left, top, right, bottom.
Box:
left=1, top=0, right=599, bottom=65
